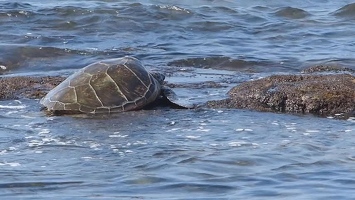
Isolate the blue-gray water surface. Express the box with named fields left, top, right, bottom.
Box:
left=0, top=0, right=355, bottom=199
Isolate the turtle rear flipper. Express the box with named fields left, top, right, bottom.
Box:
left=161, top=86, right=195, bottom=109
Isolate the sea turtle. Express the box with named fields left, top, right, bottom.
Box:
left=40, top=56, right=189, bottom=114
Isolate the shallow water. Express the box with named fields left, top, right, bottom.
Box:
left=0, top=1, right=355, bottom=199
left=1, top=101, right=355, bottom=199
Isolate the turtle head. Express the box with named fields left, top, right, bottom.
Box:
left=150, top=72, right=165, bottom=84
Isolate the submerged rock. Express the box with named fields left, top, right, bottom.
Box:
left=301, top=65, right=355, bottom=74
left=207, top=73, right=355, bottom=118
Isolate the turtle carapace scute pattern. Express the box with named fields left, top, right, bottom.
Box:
left=40, top=56, right=163, bottom=114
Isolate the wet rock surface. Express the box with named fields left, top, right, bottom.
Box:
left=207, top=73, right=355, bottom=118
left=301, top=65, right=355, bottom=74
left=0, top=76, right=65, bottom=100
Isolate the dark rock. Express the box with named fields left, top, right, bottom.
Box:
left=207, top=74, right=355, bottom=118
left=301, top=65, right=355, bottom=74
left=0, top=76, right=65, bottom=100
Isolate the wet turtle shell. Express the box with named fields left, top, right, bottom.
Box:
left=40, top=56, right=165, bottom=114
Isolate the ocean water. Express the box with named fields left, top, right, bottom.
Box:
left=0, top=0, right=355, bottom=199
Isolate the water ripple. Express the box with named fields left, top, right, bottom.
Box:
left=0, top=181, right=83, bottom=189
left=333, top=3, right=355, bottom=19
left=274, top=6, right=311, bottom=19
left=1, top=1, right=355, bottom=199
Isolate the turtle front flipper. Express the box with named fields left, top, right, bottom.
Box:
left=161, top=86, right=195, bottom=109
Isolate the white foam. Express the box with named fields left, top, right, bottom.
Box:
left=38, top=129, right=51, bottom=134
left=20, top=115, right=36, bottom=119
left=81, top=156, right=93, bottom=160
left=0, top=162, right=21, bottom=167
left=251, top=143, right=259, bottom=146
left=0, top=105, right=26, bottom=109
left=28, top=140, right=42, bottom=147
left=158, top=5, right=190, bottom=13
left=89, top=143, right=101, bottom=150
left=0, top=65, right=6, bottom=70
left=186, top=135, right=201, bottom=139
left=305, top=130, right=320, bottom=133
left=0, top=150, right=8, bottom=155
left=8, top=147, right=17, bottom=151
left=133, top=141, right=147, bottom=145
left=109, top=135, right=121, bottom=138
left=166, top=128, right=181, bottom=132
left=281, top=140, right=291, bottom=145
left=109, top=134, right=128, bottom=138
left=196, top=127, right=210, bottom=132
left=229, top=141, right=246, bottom=147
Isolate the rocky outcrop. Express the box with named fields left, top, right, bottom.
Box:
left=0, top=76, right=64, bottom=100
left=207, top=73, right=355, bottom=118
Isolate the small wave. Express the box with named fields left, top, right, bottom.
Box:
left=333, top=3, right=355, bottom=19
left=157, top=5, right=191, bottom=14
left=159, top=182, right=235, bottom=193
left=0, top=2, right=35, bottom=19
left=0, top=44, right=106, bottom=74
left=189, top=20, right=233, bottom=32
left=0, top=105, right=26, bottom=109
left=274, top=7, right=311, bottom=19
left=197, top=5, right=239, bottom=17
left=0, top=181, right=83, bottom=188
left=140, top=4, right=193, bottom=21
left=167, top=56, right=272, bottom=71
left=49, top=6, right=94, bottom=17
left=0, top=161, right=21, bottom=167
left=0, top=9, right=34, bottom=18
left=0, top=2, right=32, bottom=10
left=0, top=100, right=26, bottom=111
left=228, top=141, right=258, bottom=148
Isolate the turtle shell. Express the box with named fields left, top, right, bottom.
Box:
left=40, top=56, right=162, bottom=114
